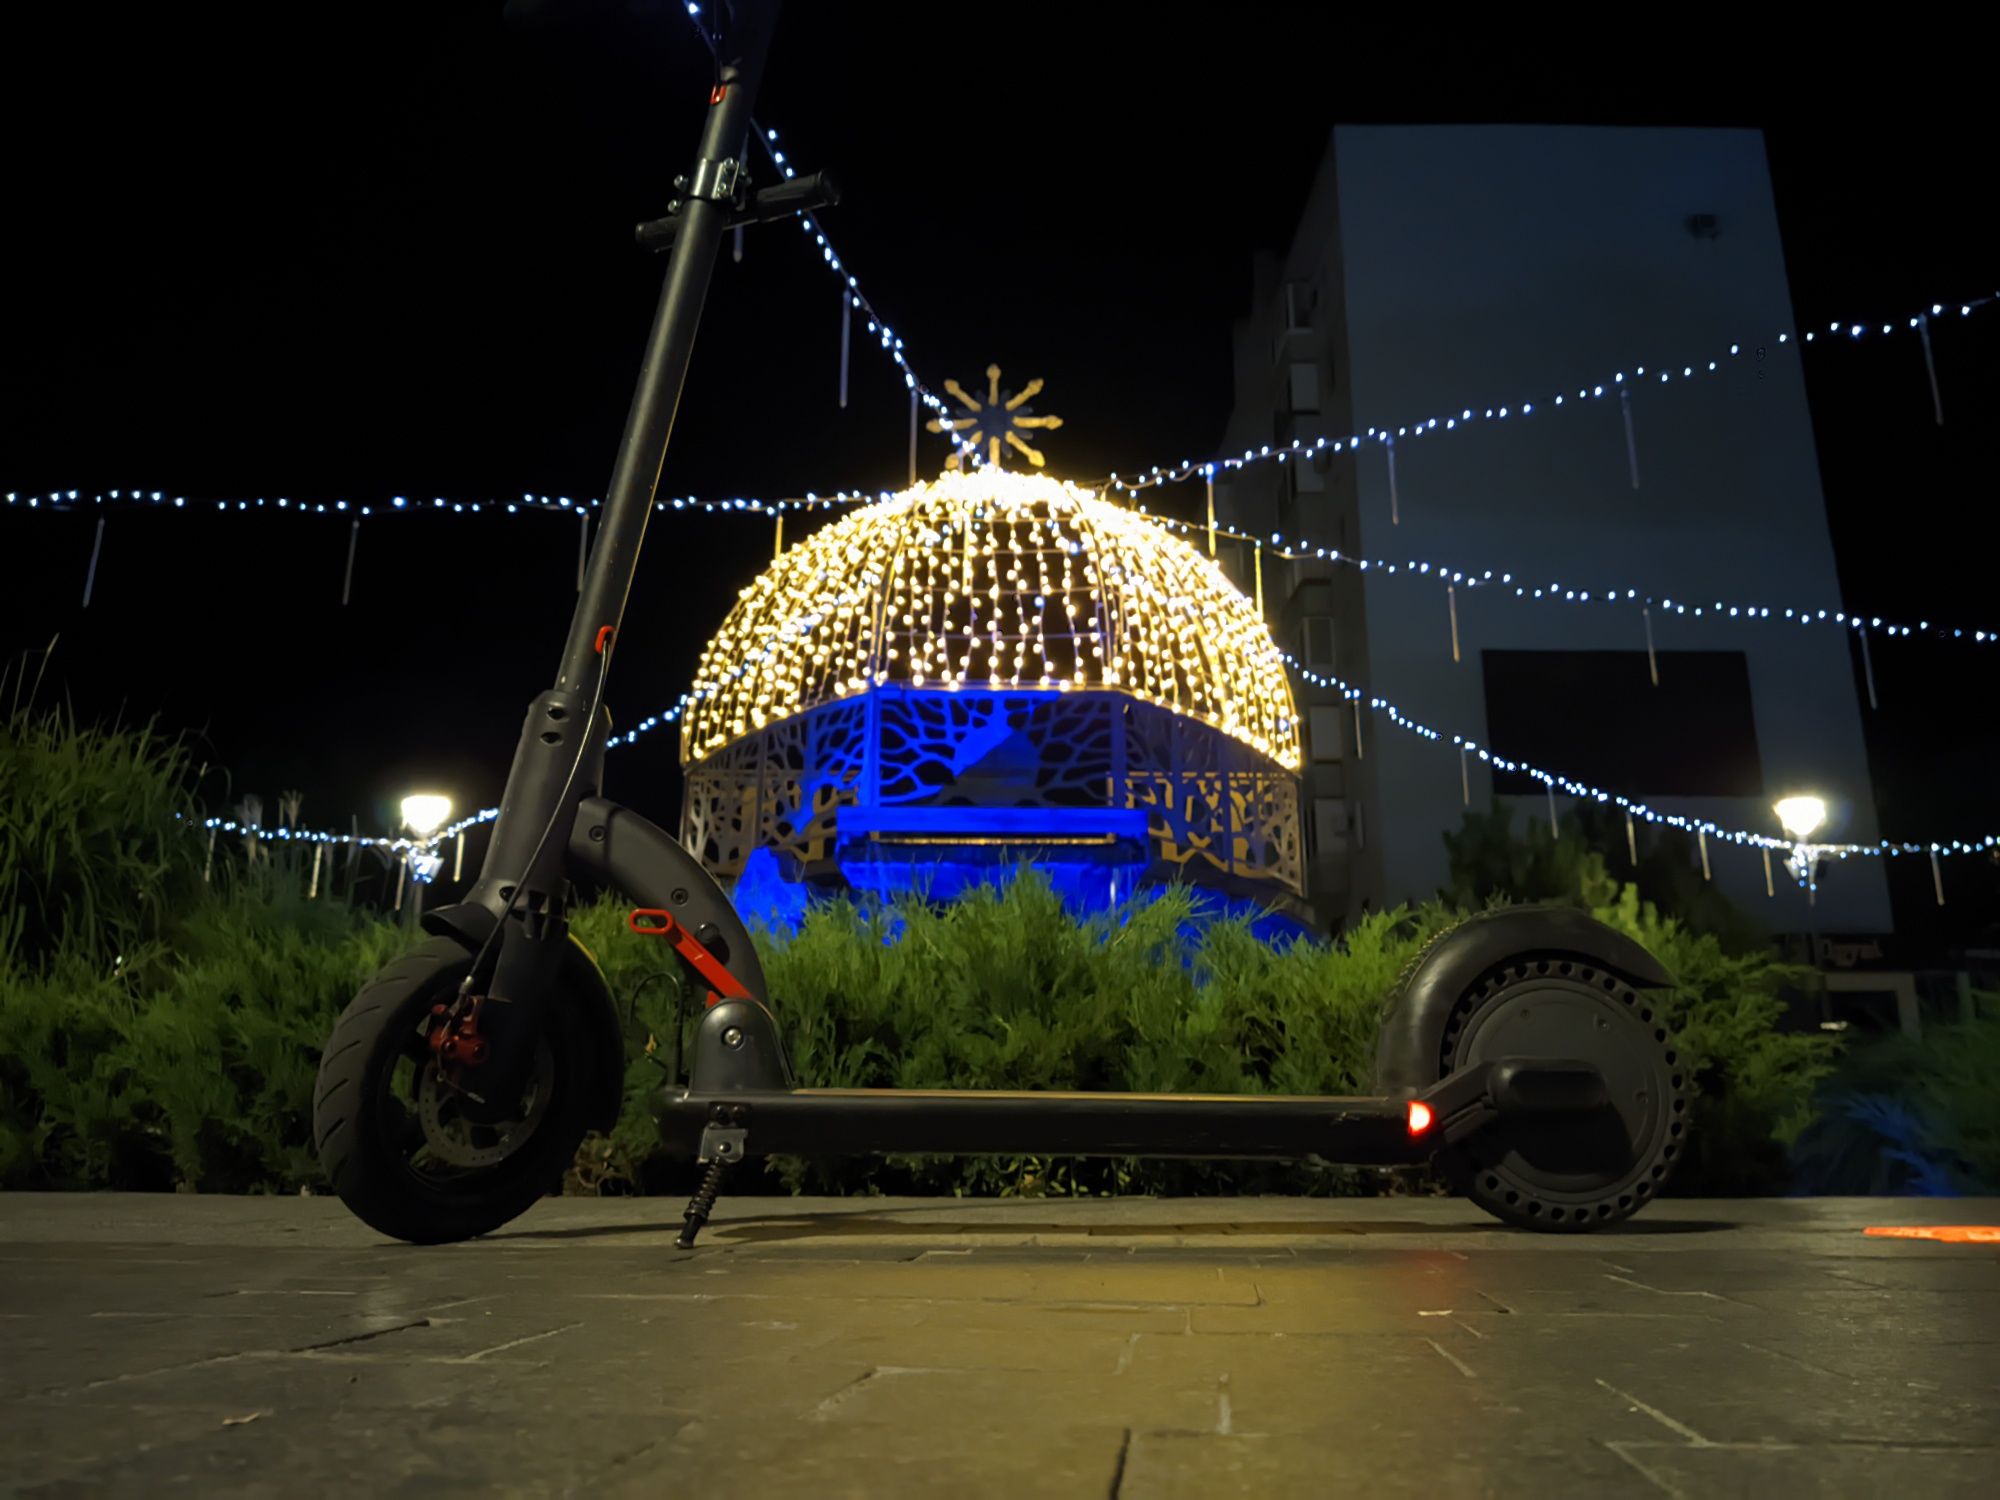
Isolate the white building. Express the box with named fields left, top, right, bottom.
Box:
left=1214, top=124, right=1890, bottom=935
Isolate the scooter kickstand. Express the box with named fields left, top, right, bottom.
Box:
left=675, top=1118, right=747, bottom=1250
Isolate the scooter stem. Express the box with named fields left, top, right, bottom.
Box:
left=559, top=4, right=777, bottom=693
left=464, top=1, right=779, bottom=917
left=431, top=2, right=780, bottom=1114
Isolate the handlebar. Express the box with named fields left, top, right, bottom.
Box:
left=635, top=169, right=841, bottom=253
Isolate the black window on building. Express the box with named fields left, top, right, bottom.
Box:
left=1480, top=650, right=1764, bottom=797
left=1298, top=615, right=1336, bottom=668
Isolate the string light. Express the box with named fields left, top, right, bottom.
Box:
left=187, top=805, right=497, bottom=854
left=1099, top=292, right=1998, bottom=497
left=681, top=470, right=1300, bottom=769
left=188, top=570, right=1999, bottom=868
left=53, top=21, right=1991, bottom=872
left=1, top=488, right=892, bottom=519
left=19, top=295, right=1985, bottom=523
left=678, top=6, right=965, bottom=455
left=1282, top=653, right=2000, bottom=865
left=247, top=636, right=2000, bottom=870
left=18, top=484, right=1987, bottom=649
left=1131, top=509, right=2000, bottom=648
left=194, top=472, right=1306, bottom=853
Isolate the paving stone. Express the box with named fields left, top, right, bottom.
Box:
left=10, top=1403, right=693, bottom=1499
left=1722, top=1285, right=2000, bottom=1330
left=792, top=1324, right=1139, bottom=1373
left=1189, top=1287, right=1486, bottom=1335
left=1605, top=1439, right=2000, bottom=1499
left=1574, top=1344, right=2000, bottom=1448
left=1, top=1194, right=1996, bottom=1495
left=1117, top=1428, right=1648, bottom=1498
left=911, top=1298, right=1193, bottom=1335
left=602, top=1418, right=1130, bottom=1500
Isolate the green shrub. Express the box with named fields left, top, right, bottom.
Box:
left=0, top=685, right=399, bottom=1192
left=574, top=883, right=1446, bottom=1197
left=1445, top=805, right=1838, bottom=1193
left=0, top=867, right=1841, bottom=1198
left=0, top=876, right=402, bottom=1191
left=575, top=873, right=1829, bottom=1200
left=1446, top=804, right=1768, bottom=954
left=0, top=682, right=1850, bottom=1201
left=0, top=688, right=208, bottom=973
left=1584, top=883, right=1835, bottom=1193
left=1789, top=997, right=2000, bottom=1194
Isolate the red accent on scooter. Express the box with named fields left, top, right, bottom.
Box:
left=629, top=908, right=752, bottom=1008
left=428, top=998, right=490, bottom=1071
left=594, top=625, right=616, bottom=655
left=710, top=84, right=727, bottom=104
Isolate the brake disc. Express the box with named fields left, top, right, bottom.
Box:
left=416, top=1042, right=557, bottom=1168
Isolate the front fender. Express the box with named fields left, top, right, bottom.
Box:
left=425, top=798, right=765, bottom=1132
left=1373, top=905, right=1674, bottom=1099
left=565, top=796, right=769, bottom=1007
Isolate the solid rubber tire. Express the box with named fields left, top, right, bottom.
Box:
left=1430, top=955, right=1689, bottom=1233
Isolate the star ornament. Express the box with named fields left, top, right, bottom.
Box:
left=926, top=364, right=1064, bottom=470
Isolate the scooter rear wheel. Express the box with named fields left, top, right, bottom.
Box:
left=313, top=937, right=598, bottom=1244
left=1436, top=956, right=1690, bottom=1231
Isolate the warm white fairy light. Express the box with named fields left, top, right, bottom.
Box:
left=679, top=470, right=1301, bottom=770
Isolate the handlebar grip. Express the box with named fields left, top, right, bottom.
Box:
left=634, top=170, right=841, bottom=253
left=743, top=170, right=841, bottom=221
left=635, top=215, right=682, bottom=253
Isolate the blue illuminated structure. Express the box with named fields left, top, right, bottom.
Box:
left=677, top=468, right=1309, bottom=933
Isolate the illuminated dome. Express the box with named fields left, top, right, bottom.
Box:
left=681, top=470, right=1300, bottom=770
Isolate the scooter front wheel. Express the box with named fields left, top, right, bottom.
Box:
left=312, top=937, right=598, bottom=1244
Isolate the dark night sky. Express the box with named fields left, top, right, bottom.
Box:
left=3, top=4, right=1995, bottom=949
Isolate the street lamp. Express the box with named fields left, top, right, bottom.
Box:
left=1774, top=794, right=1826, bottom=897
left=401, top=794, right=453, bottom=839
left=399, top=794, right=452, bottom=930
left=1773, top=793, right=1827, bottom=896
left=1773, top=795, right=1827, bottom=843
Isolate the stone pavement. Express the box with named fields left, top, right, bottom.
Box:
left=1, top=1194, right=1996, bottom=1498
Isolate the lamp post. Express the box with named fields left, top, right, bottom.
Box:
left=399, top=793, right=452, bottom=932
left=1774, top=795, right=1827, bottom=897
left=1773, top=792, right=1827, bottom=982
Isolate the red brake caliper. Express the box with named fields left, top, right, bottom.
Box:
left=427, top=994, right=490, bottom=1078
left=627, top=908, right=750, bottom=1007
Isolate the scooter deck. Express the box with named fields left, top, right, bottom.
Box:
left=650, top=1059, right=1603, bottom=1165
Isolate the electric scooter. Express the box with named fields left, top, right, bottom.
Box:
left=311, top=0, right=1690, bottom=1248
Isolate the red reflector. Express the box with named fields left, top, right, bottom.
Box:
left=1407, top=1100, right=1434, bottom=1136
